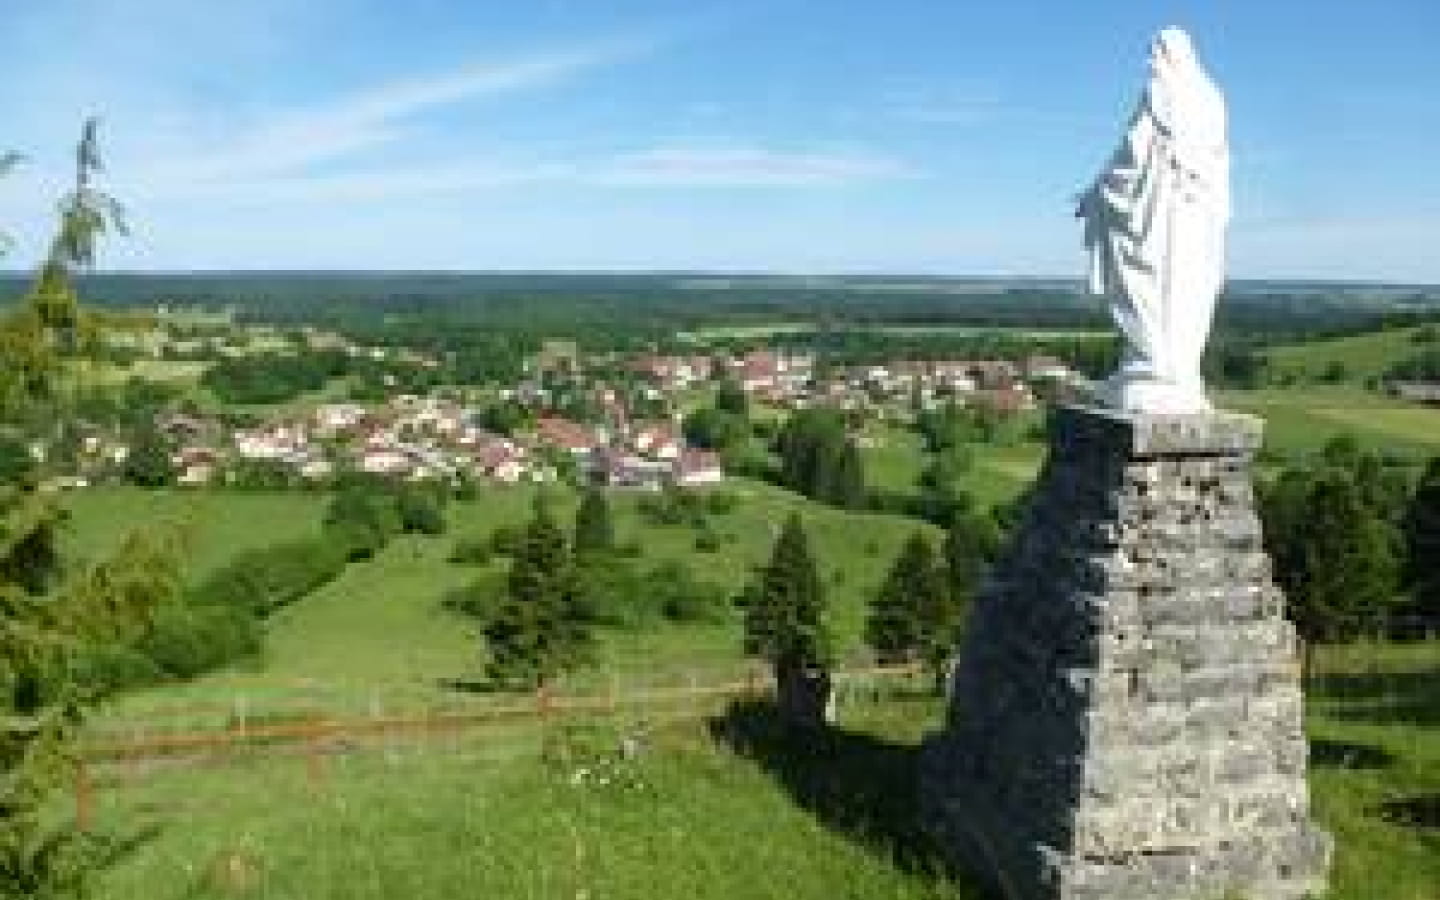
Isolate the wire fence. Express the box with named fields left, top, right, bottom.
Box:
left=73, top=662, right=928, bottom=829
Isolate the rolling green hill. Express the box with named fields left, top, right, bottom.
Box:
left=1265, top=325, right=1435, bottom=382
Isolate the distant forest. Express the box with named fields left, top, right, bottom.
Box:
left=1, top=271, right=1436, bottom=343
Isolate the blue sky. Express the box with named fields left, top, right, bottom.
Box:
left=1, top=0, right=1437, bottom=281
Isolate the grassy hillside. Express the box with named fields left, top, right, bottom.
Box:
left=73, top=481, right=930, bottom=722
left=1221, top=387, right=1440, bottom=459
left=81, top=640, right=1440, bottom=900
left=61, top=488, right=328, bottom=582
left=1265, top=325, right=1432, bottom=382
left=54, top=473, right=1440, bottom=900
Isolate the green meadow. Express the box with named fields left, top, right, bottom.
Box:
left=1264, top=325, right=1432, bottom=383
left=1221, top=387, right=1440, bottom=458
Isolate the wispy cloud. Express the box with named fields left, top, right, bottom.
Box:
left=586, top=143, right=919, bottom=188
left=130, top=36, right=658, bottom=194
left=147, top=141, right=919, bottom=206
left=877, top=83, right=1003, bottom=126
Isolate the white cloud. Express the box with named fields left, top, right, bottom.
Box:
left=587, top=144, right=919, bottom=187
left=131, top=141, right=918, bottom=207
left=128, top=37, right=655, bottom=195
left=877, top=83, right=1003, bottom=126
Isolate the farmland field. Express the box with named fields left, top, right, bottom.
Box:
left=1221, top=387, right=1440, bottom=458
left=1265, top=325, right=1432, bottom=382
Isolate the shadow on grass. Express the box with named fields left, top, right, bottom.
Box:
left=1310, top=667, right=1440, bottom=727
left=1308, top=737, right=1396, bottom=770
left=707, top=698, right=957, bottom=882
left=1376, top=793, right=1440, bottom=831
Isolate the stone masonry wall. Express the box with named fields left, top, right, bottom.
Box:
left=921, top=405, right=1330, bottom=900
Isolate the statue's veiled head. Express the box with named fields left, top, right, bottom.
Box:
left=1145, top=27, right=1225, bottom=147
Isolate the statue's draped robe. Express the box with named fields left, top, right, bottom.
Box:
left=1079, top=33, right=1229, bottom=407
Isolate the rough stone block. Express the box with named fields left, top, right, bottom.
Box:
left=922, top=405, right=1330, bottom=900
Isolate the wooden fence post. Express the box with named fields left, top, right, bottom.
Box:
left=74, top=760, right=92, bottom=832
left=305, top=719, right=325, bottom=790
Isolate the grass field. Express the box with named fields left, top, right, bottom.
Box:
left=1221, top=387, right=1440, bottom=459
left=51, top=463, right=1440, bottom=900
left=80, top=638, right=1440, bottom=900
left=61, top=488, right=328, bottom=582
left=1265, top=325, right=1432, bottom=382
left=72, top=480, right=929, bottom=722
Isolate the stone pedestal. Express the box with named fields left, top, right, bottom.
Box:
left=922, top=405, right=1330, bottom=900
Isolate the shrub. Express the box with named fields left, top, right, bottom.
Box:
left=69, top=643, right=166, bottom=695
left=190, top=538, right=347, bottom=616
left=448, top=537, right=494, bottom=566
left=442, top=571, right=506, bottom=621
left=704, top=490, right=739, bottom=516
left=138, top=601, right=264, bottom=679
left=396, top=484, right=448, bottom=535
left=643, top=561, right=728, bottom=623
left=490, top=523, right=525, bottom=556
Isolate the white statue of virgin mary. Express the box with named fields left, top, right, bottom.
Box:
left=1078, top=27, right=1230, bottom=414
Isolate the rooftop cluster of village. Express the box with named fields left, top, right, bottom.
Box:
left=48, top=316, right=1081, bottom=492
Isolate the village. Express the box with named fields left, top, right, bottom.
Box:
left=48, top=319, right=1080, bottom=492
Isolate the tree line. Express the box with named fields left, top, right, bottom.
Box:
left=1261, top=435, right=1440, bottom=669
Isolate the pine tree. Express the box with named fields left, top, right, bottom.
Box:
left=827, top=437, right=867, bottom=510
left=484, top=505, right=590, bottom=688
left=572, top=487, right=615, bottom=557
left=1403, top=456, right=1440, bottom=619
left=739, top=515, right=831, bottom=726
left=942, top=508, right=1000, bottom=606
left=865, top=531, right=942, bottom=664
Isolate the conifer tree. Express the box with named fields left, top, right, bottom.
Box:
left=1403, top=456, right=1440, bottom=619
left=827, top=437, right=867, bottom=510
left=572, top=486, right=615, bottom=557
left=739, top=515, right=831, bottom=725
left=865, top=531, right=942, bottom=664
left=484, top=505, right=590, bottom=688
left=0, top=121, right=170, bottom=899
left=942, top=508, right=1000, bottom=605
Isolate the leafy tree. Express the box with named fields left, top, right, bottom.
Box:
left=714, top=379, right=749, bottom=417
left=572, top=487, right=615, bottom=556
left=483, top=505, right=591, bottom=688
left=682, top=406, right=748, bottom=452
left=1289, top=476, right=1400, bottom=665
left=395, top=483, right=447, bottom=535
left=776, top=410, right=866, bottom=509
left=738, top=515, right=831, bottom=726
left=122, top=425, right=174, bottom=488
left=478, top=400, right=532, bottom=437
left=324, top=487, right=400, bottom=559
left=1403, top=457, right=1440, bottom=619
left=0, top=439, right=35, bottom=488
